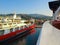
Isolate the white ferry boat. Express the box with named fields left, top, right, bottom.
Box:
left=0, top=13, right=35, bottom=42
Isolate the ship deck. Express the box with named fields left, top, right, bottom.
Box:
left=37, top=21, right=60, bottom=45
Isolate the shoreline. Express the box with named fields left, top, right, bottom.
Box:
left=35, top=25, right=42, bottom=28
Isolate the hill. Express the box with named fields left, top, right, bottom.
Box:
left=0, top=14, right=52, bottom=20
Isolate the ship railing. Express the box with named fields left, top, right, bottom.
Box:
left=4, top=29, right=10, bottom=35
left=0, top=27, right=17, bottom=36
left=0, top=24, right=30, bottom=36
left=2, top=23, right=10, bottom=29
left=0, top=22, right=16, bottom=29
left=0, top=21, right=33, bottom=36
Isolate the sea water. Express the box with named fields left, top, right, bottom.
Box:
left=2, top=28, right=41, bottom=45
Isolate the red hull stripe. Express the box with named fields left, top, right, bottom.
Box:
left=52, top=21, right=60, bottom=29
left=0, top=24, right=35, bottom=41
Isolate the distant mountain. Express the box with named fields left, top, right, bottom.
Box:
left=0, top=14, right=52, bottom=20
left=29, top=14, right=51, bottom=17
left=27, top=14, right=52, bottom=20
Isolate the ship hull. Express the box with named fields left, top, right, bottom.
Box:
left=52, top=20, right=60, bottom=29
left=0, top=24, right=35, bottom=43
left=37, top=21, right=60, bottom=45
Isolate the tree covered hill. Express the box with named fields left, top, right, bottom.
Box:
left=0, top=14, right=52, bottom=20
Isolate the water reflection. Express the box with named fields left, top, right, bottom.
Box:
left=17, top=39, right=26, bottom=45
left=9, top=38, right=26, bottom=45
left=1, top=28, right=41, bottom=45
left=8, top=32, right=33, bottom=45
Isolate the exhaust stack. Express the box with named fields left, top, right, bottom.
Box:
left=48, top=1, right=60, bottom=13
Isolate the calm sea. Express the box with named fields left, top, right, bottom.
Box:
left=2, top=28, right=41, bottom=45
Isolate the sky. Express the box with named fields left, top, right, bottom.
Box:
left=0, top=0, right=54, bottom=16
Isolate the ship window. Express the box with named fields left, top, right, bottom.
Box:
left=15, top=28, right=17, bottom=31
left=57, top=17, right=59, bottom=19
left=19, top=27, right=20, bottom=30
left=8, top=23, right=12, bottom=25
left=4, top=29, right=10, bottom=34
left=20, top=26, right=23, bottom=29
left=25, top=25, right=27, bottom=28
left=13, top=23, right=16, bottom=24
left=17, top=27, right=19, bottom=30
left=4, top=24, right=7, bottom=25
left=0, top=30, right=4, bottom=35
left=10, top=28, right=13, bottom=32
left=15, top=27, right=19, bottom=30
left=13, top=28, right=15, bottom=32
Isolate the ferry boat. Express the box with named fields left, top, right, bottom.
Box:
left=37, top=0, right=60, bottom=45
left=0, top=13, right=35, bottom=42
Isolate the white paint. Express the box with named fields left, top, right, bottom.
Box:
left=13, top=13, right=16, bottom=19
left=53, top=6, right=60, bottom=20
left=37, top=21, right=60, bottom=45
